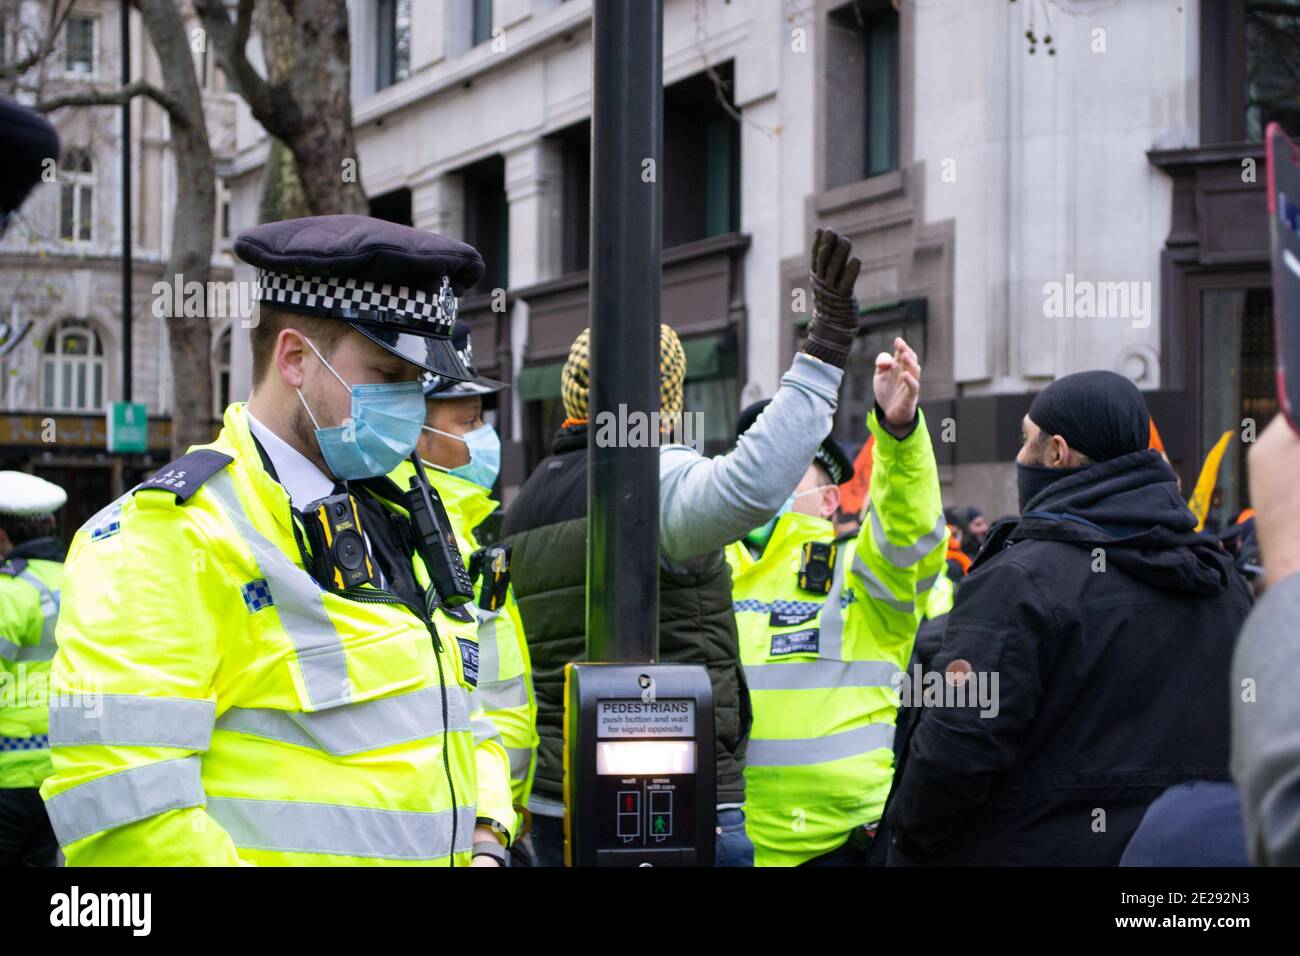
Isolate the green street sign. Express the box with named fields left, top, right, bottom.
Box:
left=107, top=401, right=148, bottom=453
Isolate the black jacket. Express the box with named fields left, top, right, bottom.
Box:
left=885, top=450, right=1253, bottom=866
left=501, top=424, right=750, bottom=807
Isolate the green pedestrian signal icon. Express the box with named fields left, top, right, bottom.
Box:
left=653, top=815, right=667, bottom=834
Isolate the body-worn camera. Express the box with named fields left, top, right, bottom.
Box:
left=469, top=544, right=512, bottom=612
left=302, top=493, right=376, bottom=590
left=798, top=541, right=837, bottom=594
left=405, top=454, right=475, bottom=607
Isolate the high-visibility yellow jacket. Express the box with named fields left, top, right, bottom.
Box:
left=923, top=568, right=954, bottom=619
left=40, top=403, right=513, bottom=866
left=0, top=555, right=62, bottom=788
left=389, top=461, right=538, bottom=813
left=725, top=409, right=946, bottom=866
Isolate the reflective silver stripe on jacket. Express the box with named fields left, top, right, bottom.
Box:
left=206, top=797, right=478, bottom=861
left=852, top=555, right=916, bottom=616
left=213, top=684, right=473, bottom=756
left=915, top=571, right=940, bottom=594
left=746, top=722, right=896, bottom=768
left=50, top=694, right=216, bottom=750
left=0, top=567, right=60, bottom=662
left=507, top=746, right=533, bottom=781
left=744, top=659, right=900, bottom=692
left=869, top=508, right=946, bottom=568
left=475, top=612, right=500, bottom=683
left=206, top=471, right=353, bottom=710
left=816, top=549, right=852, bottom=659
left=43, top=756, right=205, bottom=846
left=476, top=675, right=531, bottom=713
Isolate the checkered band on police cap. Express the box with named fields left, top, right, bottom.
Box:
left=561, top=324, right=686, bottom=423
left=254, top=269, right=454, bottom=336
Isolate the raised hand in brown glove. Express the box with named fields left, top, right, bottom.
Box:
left=801, top=227, right=862, bottom=368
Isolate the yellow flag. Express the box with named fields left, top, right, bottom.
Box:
left=1188, top=430, right=1233, bottom=531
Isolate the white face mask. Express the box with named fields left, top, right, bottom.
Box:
left=788, top=484, right=835, bottom=516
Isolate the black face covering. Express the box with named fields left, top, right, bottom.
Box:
left=1017, top=462, right=1087, bottom=513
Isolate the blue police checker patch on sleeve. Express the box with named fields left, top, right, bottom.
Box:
left=240, top=579, right=274, bottom=613
left=768, top=600, right=822, bottom=628
left=770, top=628, right=820, bottom=657
left=456, top=637, right=479, bottom=687
left=89, top=504, right=122, bottom=542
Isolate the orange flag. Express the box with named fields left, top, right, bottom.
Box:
left=838, top=435, right=875, bottom=517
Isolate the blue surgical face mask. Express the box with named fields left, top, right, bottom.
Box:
left=423, top=422, right=502, bottom=489
left=297, top=337, right=425, bottom=480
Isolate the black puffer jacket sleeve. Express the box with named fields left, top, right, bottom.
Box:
left=887, top=556, right=1057, bottom=856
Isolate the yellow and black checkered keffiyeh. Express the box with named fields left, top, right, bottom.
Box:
left=562, top=324, right=686, bottom=425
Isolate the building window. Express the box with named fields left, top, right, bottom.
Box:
left=42, top=320, right=105, bottom=412
left=369, top=187, right=413, bottom=226
left=472, top=0, right=493, bottom=46
left=64, top=16, right=95, bottom=76
left=1245, top=1, right=1300, bottom=140
left=214, top=326, right=232, bottom=418
left=375, top=0, right=411, bottom=91
left=550, top=120, right=591, bottom=274
left=59, top=149, right=94, bottom=243
left=1199, top=287, right=1275, bottom=531
left=461, top=155, right=509, bottom=294
left=826, top=300, right=926, bottom=450
left=221, top=198, right=231, bottom=239
left=664, top=63, right=741, bottom=248
left=826, top=0, right=899, bottom=188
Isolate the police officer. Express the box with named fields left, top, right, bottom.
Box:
left=41, top=215, right=515, bottom=866
left=725, top=337, right=946, bottom=866
left=390, top=320, right=539, bottom=857
left=0, top=473, right=67, bottom=866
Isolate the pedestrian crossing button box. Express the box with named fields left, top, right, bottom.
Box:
left=564, top=663, right=714, bottom=866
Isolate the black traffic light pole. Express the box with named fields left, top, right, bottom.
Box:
left=586, top=0, right=663, bottom=663
left=120, top=0, right=132, bottom=402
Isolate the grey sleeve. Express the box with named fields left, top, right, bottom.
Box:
left=1231, top=571, right=1300, bottom=866
left=658, top=352, right=843, bottom=562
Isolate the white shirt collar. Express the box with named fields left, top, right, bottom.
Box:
left=246, top=410, right=336, bottom=511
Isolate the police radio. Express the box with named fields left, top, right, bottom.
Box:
left=302, top=493, right=376, bottom=590
left=404, top=452, right=475, bottom=607
left=798, top=541, right=837, bottom=594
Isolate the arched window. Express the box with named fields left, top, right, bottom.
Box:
left=213, top=326, right=232, bottom=418
left=42, top=319, right=105, bottom=412
left=59, top=149, right=94, bottom=242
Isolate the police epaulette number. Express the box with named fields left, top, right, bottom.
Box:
left=133, top=450, right=234, bottom=503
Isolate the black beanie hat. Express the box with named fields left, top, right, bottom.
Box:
left=1027, top=370, right=1150, bottom=463
left=0, top=96, right=59, bottom=216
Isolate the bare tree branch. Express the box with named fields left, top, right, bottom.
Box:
left=0, top=0, right=78, bottom=81
left=193, top=0, right=280, bottom=125
left=36, top=78, right=189, bottom=126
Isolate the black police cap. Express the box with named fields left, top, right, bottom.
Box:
left=235, top=215, right=486, bottom=380
left=735, top=399, right=855, bottom=487
left=422, top=320, right=507, bottom=400
left=0, top=96, right=59, bottom=222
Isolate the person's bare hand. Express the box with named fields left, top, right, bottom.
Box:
left=873, top=337, right=920, bottom=433
left=1248, top=414, right=1300, bottom=587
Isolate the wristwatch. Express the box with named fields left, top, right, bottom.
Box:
left=472, top=839, right=508, bottom=866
